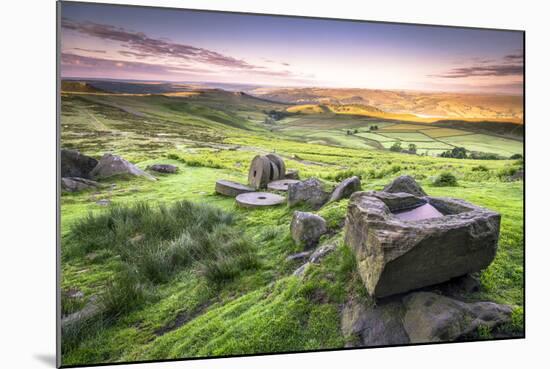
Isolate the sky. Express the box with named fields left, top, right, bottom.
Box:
left=60, top=2, right=524, bottom=94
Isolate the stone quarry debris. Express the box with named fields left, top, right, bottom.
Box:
left=345, top=190, right=501, bottom=297
left=287, top=178, right=330, bottom=209
left=215, top=180, right=255, bottom=197
left=146, top=164, right=179, bottom=174
left=90, top=154, right=156, bottom=181
left=383, top=175, right=427, bottom=197
left=61, top=149, right=98, bottom=179
left=290, top=211, right=327, bottom=248
left=235, top=192, right=285, bottom=208
left=329, top=176, right=361, bottom=202
left=267, top=179, right=300, bottom=191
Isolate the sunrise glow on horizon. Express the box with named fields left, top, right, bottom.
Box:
left=60, top=2, right=524, bottom=94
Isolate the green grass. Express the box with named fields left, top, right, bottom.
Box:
left=60, top=91, right=524, bottom=365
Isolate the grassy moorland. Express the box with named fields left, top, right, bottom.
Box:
left=60, top=88, right=524, bottom=365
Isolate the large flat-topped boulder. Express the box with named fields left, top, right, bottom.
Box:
left=344, top=191, right=501, bottom=298
left=90, top=154, right=156, bottom=181
left=383, top=175, right=427, bottom=197
left=61, top=149, right=98, bottom=179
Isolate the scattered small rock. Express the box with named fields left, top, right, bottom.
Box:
left=293, top=262, right=309, bottom=277
left=146, top=164, right=178, bottom=174
left=96, top=199, right=111, bottom=206
left=329, top=176, right=361, bottom=202
left=286, top=251, right=312, bottom=262
left=61, top=177, right=103, bottom=193
left=290, top=211, right=327, bottom=248
left=309, top=243, right=336, bottom=263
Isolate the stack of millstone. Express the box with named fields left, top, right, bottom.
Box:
left=248, top=154, right=287, bottom=189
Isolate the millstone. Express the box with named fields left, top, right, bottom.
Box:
left=215, top=180, right=254, bottom=197
left=248, top=155, right=271, bottom=189
left=235, top=192, right=285, bottom=208
left=267, top=179, right=301, bottom=191
left=266, top=154, right=286, bottom=180
left=268, top=161, right=280, bottom=182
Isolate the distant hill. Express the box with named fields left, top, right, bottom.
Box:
left=61, top=80, right=106, bottom=93
left=252, top=87, right=524, bottom=124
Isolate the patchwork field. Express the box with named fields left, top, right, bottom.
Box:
left=60, top=86, right=524, bottom=366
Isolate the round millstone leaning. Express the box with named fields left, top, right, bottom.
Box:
left=267, top=179, right=301, bottom=192
left=235, top=192, right=286, bottom=208
left=266, top=154, right=286, bottom=180
left=268, top=161, right=280, bottom=182
left=248, top=155, right=272, bottom=189
left=215, top=180, right=254, bottom=197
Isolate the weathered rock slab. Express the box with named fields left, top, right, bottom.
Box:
left=329, top=176, right=361, bottom=202
left=288, top=178, right=330, bottom=209
left=402, top=292, right=512, bottom=343
left=61, top=149, right=98, bottom=179
left=90, top=154, right=156, bottom=181
left=341, top=298, right=410, bottom=347
left=344, top=191, right=501, bottom=297
left=290, top=211, right=327, bottom=248
left=383, top=175, right=427, bottom=197
left=215, top=180, right=254, bottom=197
left=341, top=291, right=512, bottom=346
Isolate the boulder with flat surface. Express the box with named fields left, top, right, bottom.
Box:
left=344, top=191, right=500, bottom=297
